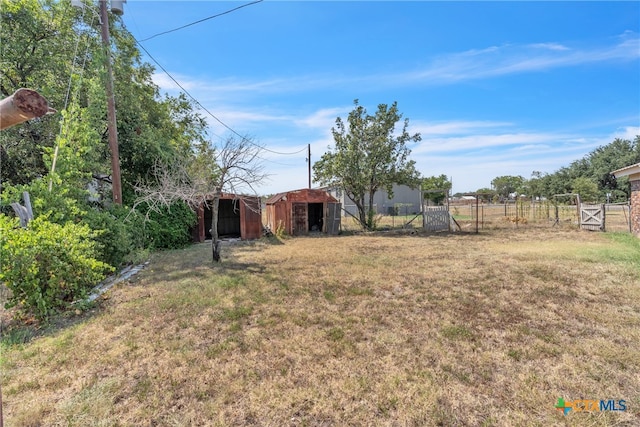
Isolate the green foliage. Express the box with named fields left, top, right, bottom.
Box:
left=1, top=178, right=87, bottom=225
left=313, top=100, right=421, bottom=230
left=475, top=188, right=497, bottom=203
left=0, top=0, right=92, bottom=186
left=367, top=208, right=380, bottom=230
left=82, top=206, right=137, bottom=268
left=143, top=201, right=196, bottom=250
left=0, top=215, right=113, bottom=321
left=580, top=138, right=639, bottom=199
left=491, top=175, right=525, bottom=199
left=422, top=174, right=451, bottom=204
left=0, top=0, right=209, bottom=204
left=571, top=177, right=600, bottom=203
left=526, top=136, right=639, bottom=201
left=44, top=103, right=105, bottom=191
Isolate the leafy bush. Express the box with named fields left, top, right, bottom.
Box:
left=82, top=206, right=135, bottom=268
left=1, top=177, right=87, bottom=225
left=0, top=215, right=113, bottom=320
left=143, top=201, right=196, bottom=250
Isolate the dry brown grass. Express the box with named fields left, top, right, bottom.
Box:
left=2, top=228, right=639, bottom=426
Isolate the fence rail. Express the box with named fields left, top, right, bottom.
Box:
left=450, top=202, right=630, bottom=232
left=336, top=202, right=631, bottom=233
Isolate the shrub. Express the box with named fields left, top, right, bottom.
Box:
left=0, top=215, right=113, bottom=320
left=82, top=205, right=136, bottom=268
left=143, top=201, right=196, bottom=250
left=1, top=178, right=87, bottom=225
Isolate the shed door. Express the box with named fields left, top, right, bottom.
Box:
left=326, top=202, right=341, bottom=235
left=292, top=203, right=308, bottom=236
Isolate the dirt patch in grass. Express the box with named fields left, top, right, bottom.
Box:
left=2, top=229, right=639, bottom=426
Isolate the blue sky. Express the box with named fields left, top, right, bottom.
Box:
left=122, top=1, right=640, bottom=195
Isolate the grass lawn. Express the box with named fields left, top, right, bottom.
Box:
left=1, top=228, right=639, bottom=426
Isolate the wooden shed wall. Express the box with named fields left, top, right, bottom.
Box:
left=240, top=197, right=262, bottom=240
left=266, top=201, right=290, bottom=235
left=193, top=195, right=262, bottom=242
left=265, top=189, right=340, bottom=236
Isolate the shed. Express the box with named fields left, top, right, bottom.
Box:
left=612, top=163, right=640, bottom=236
left=192, top=193, right=262, bottom=242
left=266, top=188, right=341, bottom=236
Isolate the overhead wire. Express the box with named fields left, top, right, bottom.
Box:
left=131, top=32, right=309, bottom=157
left=138, top=0, right=263, bottom=42
left=120, top=0, right=308, bottom=158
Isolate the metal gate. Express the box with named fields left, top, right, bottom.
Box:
left=580, top=204, right=605, bottom=231
left=423, top=206, right=450, bottom=232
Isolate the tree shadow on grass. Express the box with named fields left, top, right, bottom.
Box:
left=0, top=241, right=273, bottom=347
left=0, top=301, right=102, bottom=347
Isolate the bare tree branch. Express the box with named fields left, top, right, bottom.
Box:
left=132, top=135, right=269, bottom=261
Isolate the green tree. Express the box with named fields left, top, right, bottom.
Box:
left=491, top=175, right=525, bottom=200
left=536, top=136, right=639, bottom=201
left=571, top=177, right=599, bottom=203
left=0, top=0, right=206, bottom=203
left=584, top=137, right=639, bottom=201
left=422, top=174, right=451, bottom=205
left=524, top=171, right=546, bottom=201
left=1, top=0, right=215, bottom=277
left=538, top=167, right=573, bottom=198
left=475, top=188, right=496, bottom=203
left=0, top=0, right=82, bottom=185
left=313, top=100, right=421, bottom=230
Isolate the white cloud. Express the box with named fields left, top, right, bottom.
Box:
left=151, top=72, right=195, bottom=92
left=403, top=118, right=635, bottom=193
left=395, top=32, right=640, bottom=85
left=412, top=120, right=513, bottom=136
left=414, top=132, right=563, bottom=154
left=529, top=43, right=570, bottom=51
left=142, top=30, right=638, bottom=196
left=294, top=107, right=350, bottom=130
left=610, top=126, right=640, bottom=141
left=150, top=33, right=639, bottom=99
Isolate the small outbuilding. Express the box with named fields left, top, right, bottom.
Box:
left=266, top=188, right=341, bottom=236
left=192, top=193, right=262, bottom=242
left=612, top=163, right=640, bottom=237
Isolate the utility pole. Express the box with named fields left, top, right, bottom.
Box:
left=95, top=0, right=123, bottom=204
left=307, top=143, right=311, bottom=189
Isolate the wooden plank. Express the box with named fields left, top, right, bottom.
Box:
left=423, top=206, right=450, bottom=232
left=580, top=204, right=605, bottom=231
left=292, top=203, right=307, bottom=235
left=326, top=202, right=341, bottom=235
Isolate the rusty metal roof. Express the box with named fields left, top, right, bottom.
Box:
left=265, top=188, right=338, bottom=204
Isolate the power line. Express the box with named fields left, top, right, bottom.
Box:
left=138, top=0, right=263, bottom=42
left=131, top=33, right=308, bottom=157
